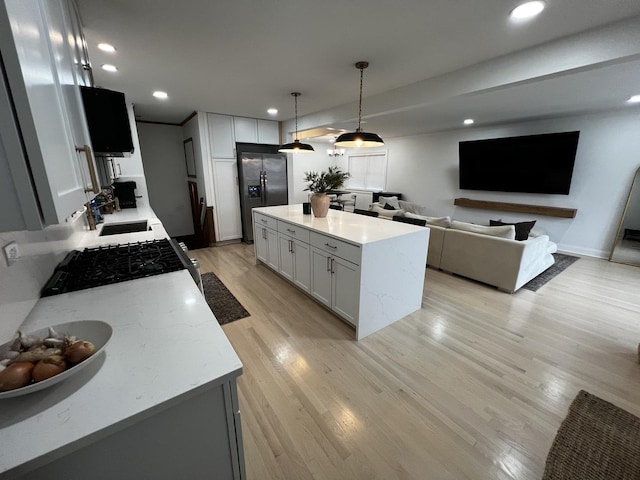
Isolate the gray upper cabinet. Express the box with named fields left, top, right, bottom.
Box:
left=0, top=0, right=96, bottom=231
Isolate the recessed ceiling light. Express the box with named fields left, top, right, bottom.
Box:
left=153, top=91, right=168, bottom=99
left=267, top=108, right=278, bottom=115
left=97, top=43, right=116, bottom=53
left=101, top=64, right=117, bottom=72
left=627, top=95, right=640, bottom=103
left=510, top=1, right=545, bottom=19
left=463, top=118, right=475, bottom=125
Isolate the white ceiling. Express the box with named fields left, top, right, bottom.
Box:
left=75, top=0, right=640, bottom=140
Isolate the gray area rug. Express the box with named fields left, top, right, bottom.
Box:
left=201, top=272, right=250, bottom=325
left=542, top=390, right=640, bottom=479
left=522, top=253, right=579, bottom=292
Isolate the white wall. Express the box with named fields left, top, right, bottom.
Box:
left=287, top=141, right=334, bottom=204
left=384, top=109, right=640, bottom=257
left=137, top=123, right=194, bottom=237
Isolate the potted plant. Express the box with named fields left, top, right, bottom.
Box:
left=303, top=166, right=350, bottom=217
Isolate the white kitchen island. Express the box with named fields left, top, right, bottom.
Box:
left=253, top=205, right=430, bottom=340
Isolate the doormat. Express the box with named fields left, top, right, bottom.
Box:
left=542, top=390, right=640, bottom=479
left=522, top=253, right=579, bottom=292
left=201, top=272, right=250, bottom=325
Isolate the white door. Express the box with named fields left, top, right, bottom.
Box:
left=233, top=117, right=258, bottom=143
left=310, top=248, right=332, bottom=308
left=4, top=0, right=91, bottom=225
left=292, top=239, right=311, bottom=293
left=212, top=159, right=242, bottom=241
left=331, top=257, right=359, bottom=325
left=255, top=225, right=268, bottom=263
left=278, top=235, right=294, bottom=281
left=208, top=114, right=235, bottom=158
left=257, top=120, right=279, bottom=144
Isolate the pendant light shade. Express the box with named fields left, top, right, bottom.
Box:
left=335, top=61, right=384, bottom=148
left=279, top=92, right=314, bottom=153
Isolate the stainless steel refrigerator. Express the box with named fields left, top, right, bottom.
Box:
left=238, top=151, right=288, bottom=242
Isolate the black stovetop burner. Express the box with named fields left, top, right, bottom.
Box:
left=41, top=239, right=187, bottom=297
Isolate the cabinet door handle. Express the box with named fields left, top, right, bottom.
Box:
left=291, top=241, right=294, bottom=254
left=330, top=258, right=335, bottom=274
left=76, top=145, right=100, bottom=194
left=324, top=243, right=337, bottom=250
left=288, top=239, right=292, bottom=253
left=262, top=227, right=267, bottom=240
left=326, top=256, right=331, bottom=272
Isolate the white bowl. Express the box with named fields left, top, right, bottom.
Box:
left=0, top=320, right=112, bottom=399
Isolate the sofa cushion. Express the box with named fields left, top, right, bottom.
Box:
left=490, top=219, right=536, bottom=241
left=379, top=196, right=400, bottom=209
left=398, top=200, right=431, bottom=216
left=450, top=220, right=516, bottom=240
left=404, top=212, right=452, bottom=228
left=372, top=204, right=405, bottom=218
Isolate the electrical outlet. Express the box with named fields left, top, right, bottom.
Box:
left=3, top=241, right=20, bottom=266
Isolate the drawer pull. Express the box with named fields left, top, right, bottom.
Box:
left=324, top=243, right=337, bottom=249
left=287, top=228, right=295, bottom=233
left=261, top=219, right=268, bottom=223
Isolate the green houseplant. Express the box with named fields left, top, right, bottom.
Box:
left=303, top=166, right=350, bottom=217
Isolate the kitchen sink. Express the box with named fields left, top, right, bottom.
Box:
left=99, top=221, right=149, bottom=236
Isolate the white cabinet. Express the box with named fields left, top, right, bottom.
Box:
left=257, top=119, right=279, bottom=144
left=254, top=213, right=279, bottom=270
left=233, top=117, right=258, bottom=143
left=278, top=233, right=311, bottom=292
left=0, top=0, right=97, bottom=229
left=208, top=114, right=235, bottom=158
left=212, top=159, right=242, bottom=241
left=310, top=247, right=359, bottom=325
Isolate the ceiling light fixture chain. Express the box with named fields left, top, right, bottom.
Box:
left=355, top=61, right=367, bottom=133
left=293, top=91, right=300, bottom=140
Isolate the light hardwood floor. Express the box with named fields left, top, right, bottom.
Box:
left=191, top=244, right=640, bottom=480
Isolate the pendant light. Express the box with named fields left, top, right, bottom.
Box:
left=335, top=61, right=384, bottom=148
left=279, top=92, right=314, bottom=153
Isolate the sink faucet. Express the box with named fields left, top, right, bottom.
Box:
left=85, top=201, right=97, bottom=231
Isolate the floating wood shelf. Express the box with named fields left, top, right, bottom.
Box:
left=454, top=198, right=577, bottom=218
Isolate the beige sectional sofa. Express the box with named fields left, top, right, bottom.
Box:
left=370, top=199, right=557, bottom=293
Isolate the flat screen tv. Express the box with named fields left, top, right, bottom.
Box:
left=80, top=86, right=134, bottom=154
left=458, top=131, right=579, bottom=195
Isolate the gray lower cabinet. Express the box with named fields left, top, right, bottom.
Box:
left=254, top=223, right=278, bottom=271
left=21, top=379, right=245, bottom=480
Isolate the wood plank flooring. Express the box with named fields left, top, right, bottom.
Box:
left=191, top=244, right=640, bottom=480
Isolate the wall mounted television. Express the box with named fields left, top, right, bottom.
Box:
left=80, top=86, right=134, bottom=155
left=458, top=131, right=580, bottom=195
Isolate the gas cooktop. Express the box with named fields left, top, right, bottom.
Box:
left=41, top=239, right=187, bottom=297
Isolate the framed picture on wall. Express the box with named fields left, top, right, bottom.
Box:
left=184, top=138, right=197, bottom=178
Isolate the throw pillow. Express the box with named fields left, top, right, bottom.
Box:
left=379, top=196, right=400, bottom=209
left=383, top=202, right=396, bottom=210
left=404, top=212, right=452, bottom=228
left=489, top=219, right=536, bottom=241
left=450, top=220, right=516, bottom=240
left=372, top=205, right=405, bottom=218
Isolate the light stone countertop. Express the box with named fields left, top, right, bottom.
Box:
left=0, top=207, right=243, bottom=478
left=254, top=204, right=426, bottom=245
